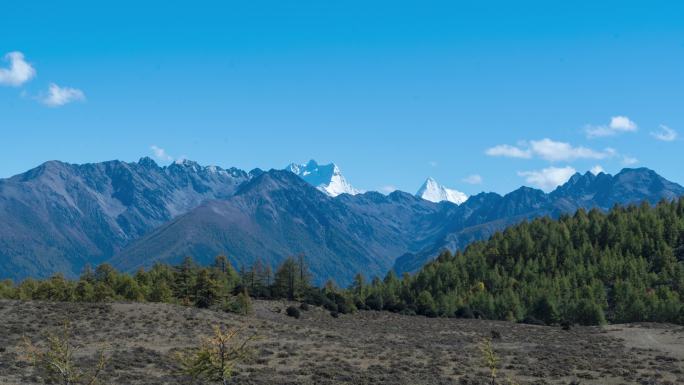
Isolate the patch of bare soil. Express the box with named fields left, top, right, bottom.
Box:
left=0, top=299, right=682, bottom=385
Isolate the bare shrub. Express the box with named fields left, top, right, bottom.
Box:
left=20, top=321, right=108, bottom=385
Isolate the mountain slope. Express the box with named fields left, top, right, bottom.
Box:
left=2, top=157, right=682, bottom=287
left=286, top=160, right=360, bottom=197
left=363, top=197, right=684, bottom=325
left=111, top=170, right=443, bottom=285
left=0, top=158, right=252, bottom=279
left=393, top=168, right=684, bottom=274
left=416, top=177, right=468, bottom=204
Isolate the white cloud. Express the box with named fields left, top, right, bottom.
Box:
left=0, top=51, right=36, bottom=87
left=487, top=138, right=614, bottom=162
left=150, top=145, right=173, bottom=162
left=651, top=125, right=677, bottom=142
left=529, top=138, right=614, bottom=162
left=462, top=174, right=483, bottom=185
left=485, top=144, right=532, bottom=159
left=428, top=161, right=438, bottom=167
left=610, top=116, right=637, bottom=131
left=622, top=156, right=638, bottom=166
left=40, top=83, right=85, bottom=107
left=585, top=116, right=638, bottom=138
left=590, top=165, right=605, bottom=175
left=518, top=166, right=577, bottom=192
left=379, top=185, right=397, bottom=194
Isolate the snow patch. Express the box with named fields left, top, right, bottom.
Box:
left=286, top=160, right=360, bottom=197
left=416, top=177, right=468, bottom=204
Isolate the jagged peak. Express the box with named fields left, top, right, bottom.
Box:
left=416, top=177, right=468, bottom=205
left=285, top=159, right=359, bottom=197
left=504, top=186, right=547, bottom=200
left=172, top=158, right=200, bottom=168
left=137, top=156, right=159, bottom=169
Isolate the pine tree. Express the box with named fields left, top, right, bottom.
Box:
left=194, top=269, right=220, bottom=309
left=174, top=256, right=197, bottom=305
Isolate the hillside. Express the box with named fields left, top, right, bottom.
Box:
left=394, top=168, right=684, bottom=273
left=0, top=158, right=252, bottom=279
left=363, top=198, right=684, bottom=325
left=1, top=299, right=682, bottom=385
left=111, top=170, right=444, bottom=285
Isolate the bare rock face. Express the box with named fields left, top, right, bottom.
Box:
left=0, top=157, right=251, bottom=279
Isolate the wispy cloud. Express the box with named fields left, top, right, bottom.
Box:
left=651, top=125, right=677, bottom=142
left=487, top=138, right=614, bottom=162
left=590, top=165, right=605, bottom=175
left=40, top=83, right=85, bottom=107
left=622, top=156, right=638, bottom=166
left=428, top=161, right=438, bottom=167
left=0, top=51, right=36, bottom=87
left=379, top=185, right=397, bottom=194
left=529, top=139, right=614, bottom=162
left=485, top=144, right=532, bottom=159
left=518, top=166, right=576, bottom=191
left=462, top=174, right=483, bottom=185
left=585, top=116, right=638, bottom=138
left=150, top=145, right=174, bottom=162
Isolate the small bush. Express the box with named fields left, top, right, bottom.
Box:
left=286, top=306, right=301, bottom=319
left=399, top=308, right=416, bottom=316
left=365, top=293, right=383, bottom=311
left=330, top=311, right=339, bottom=318
left=456, top=306, right=474, bottom=319
left=177, top=325, right=255, bottom=384
left=21, top=322, right=108, bottom=385
left=521, top=316, right=546, bottom=326
left=561, top=320, right=572, bottom=331
left=490, top=330, right=502, bottom=340
left=223, top=291, right=253, bottom=315
left=299, top=303, right=310, bottom=311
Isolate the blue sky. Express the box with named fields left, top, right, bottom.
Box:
left=1, top=1, right=682, bottom=195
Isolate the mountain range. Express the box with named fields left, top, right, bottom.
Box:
left=1, top=158, right=682, bottom=285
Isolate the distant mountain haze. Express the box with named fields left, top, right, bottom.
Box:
left=0, top=158, right=682, bottom=285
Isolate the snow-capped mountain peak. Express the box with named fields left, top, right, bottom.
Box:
left=286, top=160, right=360, bottom=197
left=416, top=177, right=468, bottom=204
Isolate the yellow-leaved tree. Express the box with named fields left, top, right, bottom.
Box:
left=21, top=321, right=108, bottom=385
left=177, top=325, right=256, bottom=385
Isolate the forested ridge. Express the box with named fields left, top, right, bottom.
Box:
left=1, top=198, right=683, bottom=326
left=364, top=198, right=684, bottom=325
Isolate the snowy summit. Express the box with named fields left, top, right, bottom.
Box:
left=286, top=160, right=360, bottom=197
left=416, top=177, right=468, bottom=204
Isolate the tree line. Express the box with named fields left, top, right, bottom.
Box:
left=0, top=253, right=355, bottom=316
left=349, top=198, right=684, bottom=325
left=2, top=198, right=683, bottom=325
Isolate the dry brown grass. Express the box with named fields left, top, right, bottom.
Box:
left=0, top=299, right=682, bottom=385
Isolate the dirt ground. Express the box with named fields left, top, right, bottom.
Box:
left=0, top=299, right=682, bottom=385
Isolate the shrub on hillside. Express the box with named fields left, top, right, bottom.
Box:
left=286, top=306, right=301, bottom=319
left=456, top=306, right=474, bottom=319
left=223, top=291, right=253, bottom=315
left=520, top=316, right=546, bottom=326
